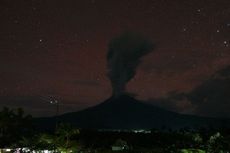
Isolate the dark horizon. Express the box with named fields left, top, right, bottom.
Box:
left=0, top=0, right=230, bottom=117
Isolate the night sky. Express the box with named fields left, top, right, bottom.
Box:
left=0, top=0, right=229, bottom=117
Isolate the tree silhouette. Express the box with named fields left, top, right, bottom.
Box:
left=0, top=107, right=33, bottom=147
left=55, top=123, right=80, bottom=153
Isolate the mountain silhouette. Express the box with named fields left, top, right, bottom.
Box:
left=36, top=95, right=229, bottom=130
left=188, top=65, right=230, bottom=117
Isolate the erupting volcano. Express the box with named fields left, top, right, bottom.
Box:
left=107, top=32, right=154, bottom=97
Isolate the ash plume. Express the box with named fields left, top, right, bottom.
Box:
left=107, top=32, right=154, bottom=97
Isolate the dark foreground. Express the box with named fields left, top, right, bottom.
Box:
left=2, top=124, right=230, bottom=153
left=1, top=107, right=230, bottom=153
left=74, top=128, right=230, bottom=153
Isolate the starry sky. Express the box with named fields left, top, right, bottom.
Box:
left=0, top=0, right=229, bottom=117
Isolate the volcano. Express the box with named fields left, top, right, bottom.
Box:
left=36, top=95, right=229, bottom=130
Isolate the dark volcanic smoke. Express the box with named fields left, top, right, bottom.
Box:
left=107, top=32, right=154, bottom=97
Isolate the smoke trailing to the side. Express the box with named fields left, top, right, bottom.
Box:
left=107, top=32, right=154, bottom=97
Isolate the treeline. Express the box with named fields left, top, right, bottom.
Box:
left=1, top=107, right=230, bottom=153
left=0, top=107, right=33, bottom=147
left=78, top=128, right=230, bottom=152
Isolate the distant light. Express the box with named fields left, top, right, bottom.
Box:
left=44, top=150, right=49, bottom=153
left=50, top=99, right=58, bottom=104
left=22, top=148, right=30, bottom=152
left=224, top=41, right=229, bottom=47
left=132, top=129, right=151, bottom=133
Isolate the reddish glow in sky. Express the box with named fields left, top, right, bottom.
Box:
left=0, top=0, right=229, bottom=116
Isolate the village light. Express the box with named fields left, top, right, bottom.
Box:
left=5, top=149, right=11, bottom=152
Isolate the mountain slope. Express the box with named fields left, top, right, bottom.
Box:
left=35, top=95, right=229, bottom=130
left=188, top=66, right=230, bottom=117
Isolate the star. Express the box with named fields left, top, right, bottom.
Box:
left=223, top=41, right=229, bottom=47
left=182, top=28, right=187, bottom=32
left=192, top=64, right=197, bottom=68
left=218, top=52, right=224, bottom=57
left=14, top=20, right=19, bottom=24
